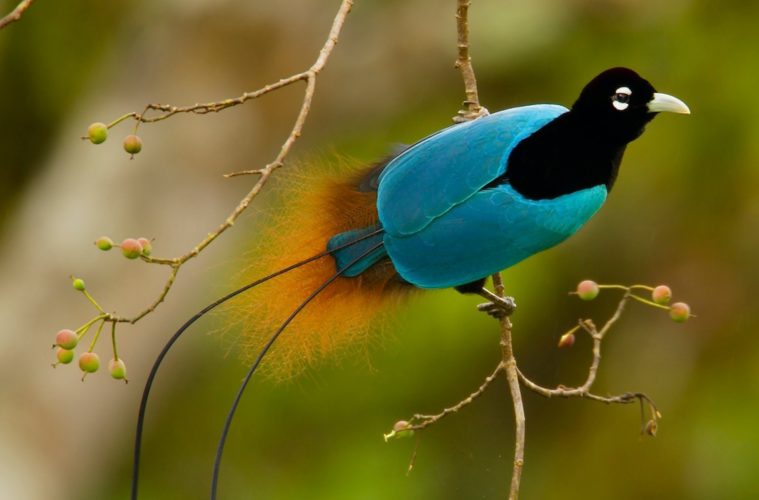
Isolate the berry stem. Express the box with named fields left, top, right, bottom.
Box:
left=82, top=289, right=106, bottom=314
left=629, top=294, right=671, bottom=311
left=76, top=314, right=107, bottom=338
left=87, top=319, right=107, bottom=353
left=111, top=321, right=120, bottom=361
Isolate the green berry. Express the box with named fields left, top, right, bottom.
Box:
left=669, top=302, right=691, bottom=323
left=123, top=135, right=142, bottom=155
left=120, top=238, right=143, bottom=259
left=108, top=358, right=127, bottom=380
left=56, top=348, right=74, bottom=364
left=55, top=329, right=78, bottom=350
left=96, top=236, right=114, bottom=251
left=79, top=352, right=100, bottom=373
left=72, top=278, right=86, bottom=291
left=652, top=285, right=672, bottom=305
left=87, top=122, right=108, bottom=144
left=137, top=237, right=152, bottom=256
left=576, top=280, right=599, bottom=301
left=558, top=332, right=576, bottom=348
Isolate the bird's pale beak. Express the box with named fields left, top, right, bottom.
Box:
left=647, top=93, right=690, bottom=114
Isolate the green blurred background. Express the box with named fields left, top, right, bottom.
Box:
left=1, top=0, right=757, bottom=499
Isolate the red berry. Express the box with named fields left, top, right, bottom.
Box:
left=558, top=332, right=576, bottom=348
left=120, top=238, right=143, bottom=259
left=123, top=135, right=142, bottom=155
left=108, top=358, right=127, bottom=380
left=669, top=302, right=691, bottom=323
left=87, top=122, right=108, bottom=144
left=56, top=348, right=74, bottom=364
left=652, top=285, right=672, bottom=305
left=96, top=236, right=114, bottom=251
left=79, top=352, right=100, bottom=373
left=137, top=237, right=152, bottom=256
left=55, top=329, right=78, bottom=350
left=576, top=280, right=599, bottom=301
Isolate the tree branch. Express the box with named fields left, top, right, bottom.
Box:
left=0, top=0, right=33, bottom=30
left=453, top=0, right=488, bottom=123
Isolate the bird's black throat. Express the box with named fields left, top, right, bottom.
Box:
left=486, top=111, right=645, bottom=200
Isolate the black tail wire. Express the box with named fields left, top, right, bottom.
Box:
left=131, top=229, right=384, bottom=500
left=210, top=240, right=386, bottom=499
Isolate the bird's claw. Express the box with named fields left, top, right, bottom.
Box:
left=476, top=296, right=516, bottom=319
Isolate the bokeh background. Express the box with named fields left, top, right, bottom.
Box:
left=1, top=0, right=757, bottom=498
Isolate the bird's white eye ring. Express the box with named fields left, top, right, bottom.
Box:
left=612, top=86, right=632, bottom=111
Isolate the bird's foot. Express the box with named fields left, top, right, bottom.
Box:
left=476, top=288, right=516, bottom=319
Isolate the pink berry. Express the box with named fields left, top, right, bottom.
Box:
left=56, top=348, right=74, bottom=364
left=392, top=420, right=414, bottom=439
left=652, top=285, right=672, bottom=305
left=123, top=135, right=142, bottom=155
left=55, top=329, right=78, bottom=350
left=558, top=332, right=576, bottom=348
left=137, top=237, right=152, bottom=256
left=120, top=238, right=143, bottom=259
left=108, top=358, right=127, bottom=380
left=669, top=302, right=691, bottom=323
left=576, top=280, right=599, bottom=301
left=79, top=352, right=100, bottom=373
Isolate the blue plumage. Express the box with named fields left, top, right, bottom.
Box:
left=330, top=68, right=690, bottom=288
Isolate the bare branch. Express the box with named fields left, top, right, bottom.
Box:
left=453, top=0, right=488, bottom=122
left=96, top=0, right=354, bottom=325
left=0, top=0, right=34, bottom=30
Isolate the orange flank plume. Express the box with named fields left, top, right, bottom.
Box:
left=222, top=161, right=414, bottom=379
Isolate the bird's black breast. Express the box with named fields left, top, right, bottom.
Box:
left=486, top=113, right=626, bottom=200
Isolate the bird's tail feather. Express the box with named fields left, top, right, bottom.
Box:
left=222, top=161, right=413, bottom=379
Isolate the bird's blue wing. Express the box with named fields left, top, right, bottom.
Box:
left=377, top=104, right=568, bottom=236
left=383, top=184, right=607, bottom=288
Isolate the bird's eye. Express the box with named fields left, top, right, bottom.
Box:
left=612, top=86, right=632, bottom=111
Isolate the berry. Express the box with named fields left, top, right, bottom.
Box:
left=137, top=237, right=152, bottom=256
left=95, top=236, right=114, bottom=251
left=669, top=302, right=691, bottom=323
left=123, top=135, right=142, bottom=155
left=392, top=420, right=414, bottom=439
left=72, top=278, right=86, bottom=291
left=120, top=238, right=143, bottom=259
left=108, top=358, right=127, bottom=380
left=652, top=285, right=672, bottom=305
left=576, top=280, right=599, bottom=301
left=55, top=329, right=78, bottom=350
left=558, top=332, right=576, bottom=348
left=56, top=348, right=74, bottom=364
left=79, top=352, right=100, bottom=373
left=87, top=122, right=108, bottom=144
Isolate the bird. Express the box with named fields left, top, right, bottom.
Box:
left=223, top=66, right=690, bottom=378
left=130, top=67, right=690, bottom=499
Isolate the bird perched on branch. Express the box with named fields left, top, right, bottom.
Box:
left=131, top=67, right=691, bottom=498
left=226, top=66, right=690, bottom=377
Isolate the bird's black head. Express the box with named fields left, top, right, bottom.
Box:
left=571, top=67, right=690, bottom=143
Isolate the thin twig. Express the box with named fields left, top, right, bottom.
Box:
left=98, top=0, right=354, bottom=325
left=406, top=363, right=504, bottom=431
left=0, top=0, right=34, bottom=30
left=453, top=0, right=488, bottom=123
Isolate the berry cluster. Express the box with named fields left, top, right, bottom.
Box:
left=96, top=236, right=153, bottom=259
left=86, top=122, right=143, bottom=158
left=558, top=281, right=693, bottom=348
left=52, top=278, right=128, bottom=382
